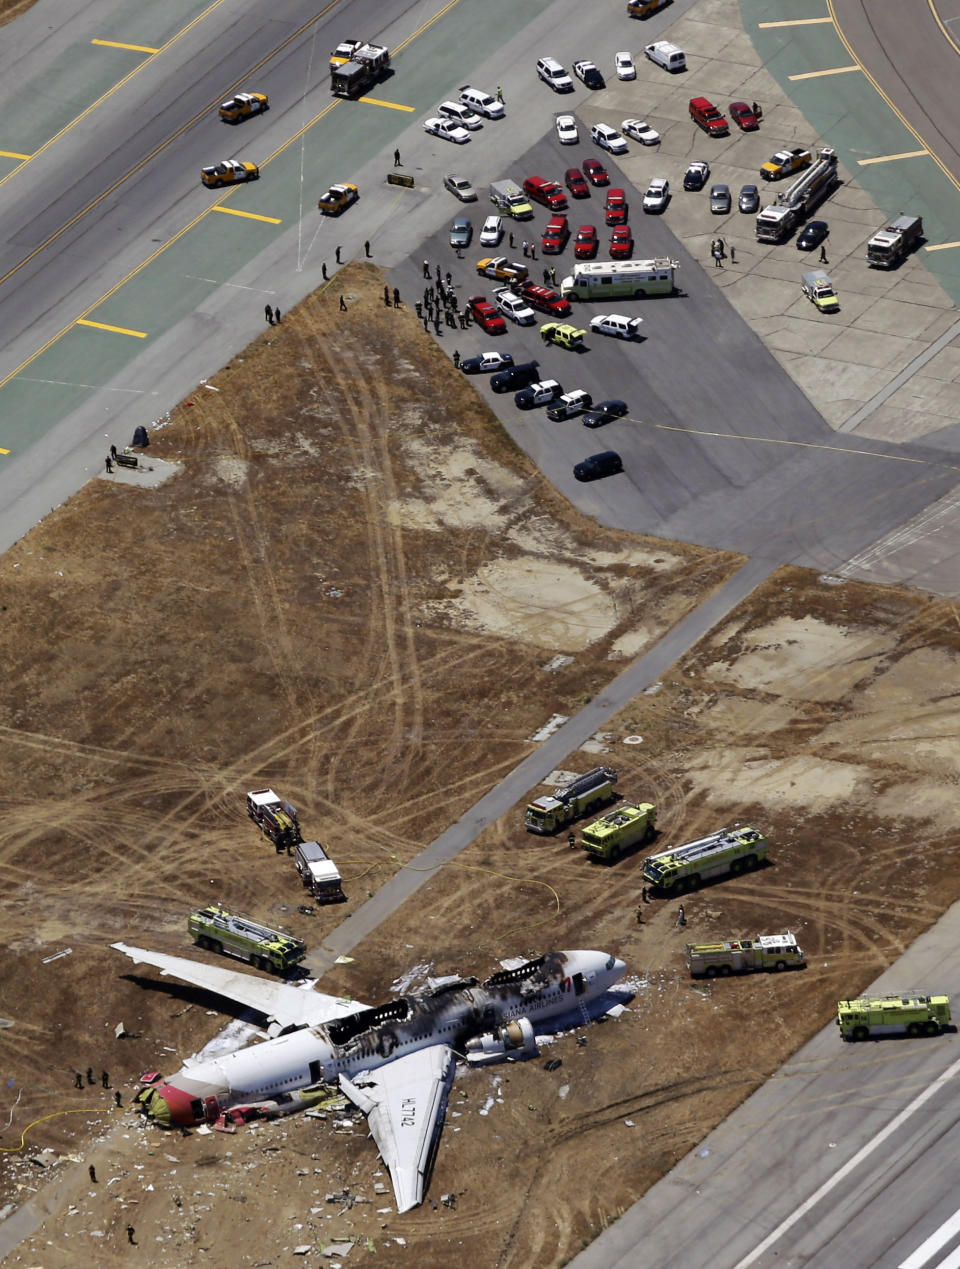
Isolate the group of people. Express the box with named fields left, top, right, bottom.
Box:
left=415, top=263, right=474, bottom=333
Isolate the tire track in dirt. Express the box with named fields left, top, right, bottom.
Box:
left=130, top=636, right=487, bottom=862
left=217, top=399, right=313, bottom=719
left=297, top=311, right=416, bottom=800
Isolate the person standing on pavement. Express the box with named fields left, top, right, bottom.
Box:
left=394, top=148, right=402, bottom=167
left=264, top=303, right=274, bottom=324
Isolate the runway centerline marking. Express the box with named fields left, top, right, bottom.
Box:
left=789, top=64, right=860, bottom=80
left=0, top=150, right=32, bottom=160
left=91, top=38, right=159, bottom=54
left=358, top=97, right=415, bottom=112
left=76, top=319, right=148, bottom=338
left=732, top=1054, right=960, bottom=1269
left=213, top=206, right=283, bottom=224
left=858, top=149, right=929, bottom=166
left=759, top=16, right=834, bottom=26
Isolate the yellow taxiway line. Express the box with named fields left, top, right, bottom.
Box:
left=925, top=240, right=960, bottom=252
left=213, top=206, right=283, bottom=224
left=91, top=38, right=159, bottom=54
left=759, top=16, right=834, bottom=27
left=827, top=0, right=960, bottom=194
left=0, top=149, right=32, bottom=160
left=858, top=149, right=928, bottom=165
left=358, top=98, right=415, bottom=112
left=76, top=318, right=148, bottom=338
left=0, top=0, right=230, bottom=193
left=789, top=65, right=859, bottom=80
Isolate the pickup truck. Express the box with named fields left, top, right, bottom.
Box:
left=761, top=147, right=812, bottom=180
left=689, top=97, right=729, bottom=137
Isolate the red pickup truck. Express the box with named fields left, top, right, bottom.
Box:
left=523, top=176, right=568, bottom=211
left=689, top=97, right=729, bottom=137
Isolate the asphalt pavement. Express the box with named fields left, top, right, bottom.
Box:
left=569, top=897, right=960, bottom=1269
left=397, top=136, right=960, bottom=573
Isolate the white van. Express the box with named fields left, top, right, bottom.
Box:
left=460, top=86, right=505, bottom=120
left=644, top=41, right=686, bottom=72
left=438, top=100, right=483, bottom=130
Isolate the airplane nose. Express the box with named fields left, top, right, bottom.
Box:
left=611, top=958, right=626, bottom=980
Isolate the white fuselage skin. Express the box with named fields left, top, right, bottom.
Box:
left=149, top=950, right=625, bottom=1125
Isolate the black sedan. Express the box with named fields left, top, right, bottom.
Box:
left=582, top=398, right=628, bottom=428
left=797, top=220, right=829, bottom=251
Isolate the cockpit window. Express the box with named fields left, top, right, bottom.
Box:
left=605, top=955, right=616, bottom=972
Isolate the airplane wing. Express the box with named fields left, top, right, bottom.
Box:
left=111, top=943, right=366, bottom=1031
left=340, top=1045, right=455, bottom=1213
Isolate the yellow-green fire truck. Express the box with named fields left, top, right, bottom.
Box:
left=525, top=766, right=619, bottom=834
left=581, top=802, right=657, bottom=862
left=836, top=993, right=951, bottom=1041
left=642, top=826, right=767, bottom=892
left=686, top=932, right=805, bottom=978
left=187, top=905, right=306, bottom=975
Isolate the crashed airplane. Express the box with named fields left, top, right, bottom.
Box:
left=112, top=944, right=627, bottom=1211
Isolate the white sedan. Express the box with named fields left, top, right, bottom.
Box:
left=615, top=51, right=636, bottom=80
left=480, top=214, right=504, bottom=246
left=590, top=122, right=628, bottom=155
left=493, top=287, right=536, bottom=325
left=556, top=114, right=579, bottom=145
left=622, top=118, right=660, bottom=145
left=423, top=116, right=470, bottom=144
left=642, top=178, right=670, bottom=212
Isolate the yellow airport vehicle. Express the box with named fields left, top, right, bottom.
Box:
left=219, top=92, right=268, bottom=123
left=642, top=826, right=767, bottom=892
left=837, top=993, right=951, bottom=1041
left=317, top=183, right=359, bottom=215
left=201, top=159, right=260, bottom=189
left=628, top=0, right=670, bottom=15
left=476, top=256, right=529, bottom=282
left=760, top=147, right=812, bottom=181
left=582, top=802, right=657, bottom=863
left=187, top=904, right=306, bottom=975
left=540, top=322, right=586, bottom=350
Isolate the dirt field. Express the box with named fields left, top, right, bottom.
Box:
left=3, top=268, right=960, bottom=1267
left=0, top=265, right=737, bottom=1265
